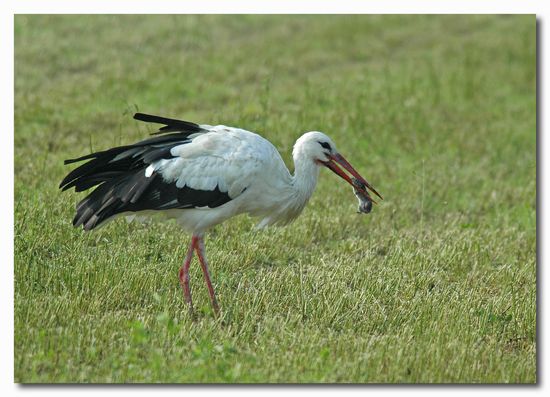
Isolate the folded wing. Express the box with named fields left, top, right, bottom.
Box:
left=60, top=113, right=266, bottom=231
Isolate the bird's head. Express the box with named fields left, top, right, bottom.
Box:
left=293, top=131, right=383, bottom=202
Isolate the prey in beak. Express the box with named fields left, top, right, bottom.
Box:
left=352, top=178, right=373, bottom=214
left=320, top=153, right=382, bottom=212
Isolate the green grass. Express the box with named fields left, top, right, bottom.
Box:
left=14, top=15, right=536, bottom=383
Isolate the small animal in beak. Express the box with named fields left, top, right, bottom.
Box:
left=351, top=177, right=373, bottom=214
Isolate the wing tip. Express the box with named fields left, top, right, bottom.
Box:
left=133, top=112, right=203, bottom=134
left=133, top=112, right=151, bottom=122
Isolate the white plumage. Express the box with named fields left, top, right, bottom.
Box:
left=143, top=126, right=327, bottom=232
left=60, top=113, right=382, bottom=315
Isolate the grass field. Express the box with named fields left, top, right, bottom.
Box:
left=14, top=15, right=536, bottom=383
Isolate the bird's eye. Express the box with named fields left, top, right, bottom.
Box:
left=318, top=141, right=332, bottom=151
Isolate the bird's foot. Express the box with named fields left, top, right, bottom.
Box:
left=187, top=304, right=197, bottom=320
left=211, top=298, right=220, bottom=317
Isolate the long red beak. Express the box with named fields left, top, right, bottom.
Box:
left=321, top=153, right=383, bottom=203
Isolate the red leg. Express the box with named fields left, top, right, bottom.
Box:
left=179, top=236, right=198, bottom=313
left=194, top=236, right=220, bottom=315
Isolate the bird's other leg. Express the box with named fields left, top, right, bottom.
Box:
left=194, top=235, right=220, bottom=316
left=179, top=236, right=198, bottom=314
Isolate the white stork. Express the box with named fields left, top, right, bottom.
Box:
left=60, top=113, right=382, bottom=315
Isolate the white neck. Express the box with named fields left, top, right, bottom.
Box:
left=254, top=142, right=321, bottom=228
left=291, top=154, right=320, bottom=202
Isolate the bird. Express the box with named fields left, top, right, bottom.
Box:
left=59, top=112, right=382, bottom=316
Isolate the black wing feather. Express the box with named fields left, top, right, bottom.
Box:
left=133, top=112, right=203, bottom=135
left=61, top=113, right=232, bottom=231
